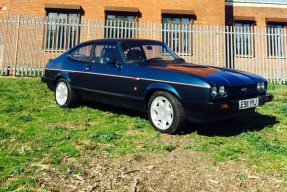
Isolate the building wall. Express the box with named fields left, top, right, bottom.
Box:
left=0, top=0, right=226, bottom=26
left=226, top=1, right=287, bottom=27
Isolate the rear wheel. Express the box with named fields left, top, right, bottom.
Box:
left=55, top=78, right=77, bottom=108
left=148, top=91, right=186, bottom=134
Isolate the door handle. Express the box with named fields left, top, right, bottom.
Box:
left=115, top=64, right=122, bottom=70
left=85, top=66, right=93, bottom=70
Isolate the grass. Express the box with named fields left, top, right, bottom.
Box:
left=0, top=77, right=287, bottom=190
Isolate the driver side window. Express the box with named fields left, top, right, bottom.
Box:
left=92, top=44, right=122, bottom=64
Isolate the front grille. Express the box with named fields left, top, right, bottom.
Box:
left=227, top=84, right=258, bottom=98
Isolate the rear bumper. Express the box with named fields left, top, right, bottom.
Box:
left=41, top=76, right=55, bottom=91
left=184, top=93, right=273, bottom=123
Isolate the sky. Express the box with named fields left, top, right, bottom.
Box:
left=226, top=0, right=287, bottom=2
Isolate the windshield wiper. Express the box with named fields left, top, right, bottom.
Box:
left=172, top=58, right=185, bottom=63
left=142, top=57, right=163, bottom=63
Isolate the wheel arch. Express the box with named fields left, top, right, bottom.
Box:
left=54, top=72, right=71, bottom=86
left=145, top=83, right=181, bottom=108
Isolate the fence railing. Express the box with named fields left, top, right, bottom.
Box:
left=0, top=14, right=286, bottom=84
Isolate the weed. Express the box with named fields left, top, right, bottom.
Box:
left=54, top=126, right=67, bottom=131
left=18, top=146, right=31, bottom=156
left=74, top=168, right=82, bottom=174
left=279, top=104, right=287, bottom=114
left=163, top=144, right=176, bottom=152
left=101, top=147, right=114, bottom=153
left=133, top=117, right=148, bottom=129
left=134, top=154, right=144, bottom=161
left=0, top=128, right=9, bottom=139
left=90, top=131, right=122, bottom=144
left=218, top=150, right=239, bottom=161
left=81, top=160, right=88, bottom=165
left=18, top=114, right=34, bottom=122
left=207, top=167, right=214, bottom=171
left=186, top=143, right=210, bottom=152
left=235, top=174, right=247, bottom=179
left=142, top=144, right=163, bottom=152
left=214, top=154, right=226, bottom=162
left=12, top=165, right=26, bottom=174
left=50, top=155, right=63, bottom=165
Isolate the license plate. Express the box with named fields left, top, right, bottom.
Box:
left=239, top=98, right=259, bottom=110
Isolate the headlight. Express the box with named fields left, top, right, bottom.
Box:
left=260, top=82, right=265, bottom=91
left=219, top=86, right=226, bottom=96
left=257, top=82, right=261, bottom=91
left=257, top=82, right=266, bottom=91
left=211, top=87, right=218, bottom=97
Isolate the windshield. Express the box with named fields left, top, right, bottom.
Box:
left=120, top=41, right=184, bottom=64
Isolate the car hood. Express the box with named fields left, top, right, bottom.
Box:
left=148, top=63, right=265, bottom=87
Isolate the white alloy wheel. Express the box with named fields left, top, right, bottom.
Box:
left=56, top=82, right=68, bottom=106
left=150, top=96, right=174, bottom=130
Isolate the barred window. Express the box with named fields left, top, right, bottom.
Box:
left=267, top=24, right=284, bottom=57
left=234, top=22, right=253, bottom=56
left=105, top=13, right=136, bottom=38
left=162, top=17, right=192, bottom=54
left=46, top=11, right=80, bottom=50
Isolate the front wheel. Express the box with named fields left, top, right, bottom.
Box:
left=55, top=78, right=77, bottom=108
left=148, top=91, right=186, bottom=134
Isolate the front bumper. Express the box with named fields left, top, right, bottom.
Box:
left=184, top=93, right=273, bottom=123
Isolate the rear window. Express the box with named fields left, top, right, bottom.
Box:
left=69, top=44, right=93, bottom=62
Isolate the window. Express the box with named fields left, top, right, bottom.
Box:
left=162, top=17, right=192, bottom=54
left=92, top=44, right=122, bottom=64
left=120, top=41, right=180, bottom=64
left=234, top=22, right=253, bottom=56
left=105, top=14, right=136, bottom=38
left=69, top=44, right=92, bottom=62
left=104, top=7, right=139, bottom=39
left=267, top=24, right=284, bottom=57
left=46, top=11, right=80, bottom=50
left=142, top=44, right=175, bottom=61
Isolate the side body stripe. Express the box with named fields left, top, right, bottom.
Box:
left=45, top=68, right=210, bottom=89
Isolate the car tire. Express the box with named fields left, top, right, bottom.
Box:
left=55, top=78, right=77, bottom=108
left=148, top=91, right=186, bottom=134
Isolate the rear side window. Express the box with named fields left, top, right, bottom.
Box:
left=69, top=44, right=93, bottom=62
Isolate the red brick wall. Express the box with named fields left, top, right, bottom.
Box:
left=0, top=0, right=226, bottom=26
left=226, top=4, right=287, bottom=27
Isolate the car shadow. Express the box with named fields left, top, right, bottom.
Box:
left=180, top=112, right=279, bottom=137
left=79, top=101, right=148, bottom=119
left=79, top=101, right=278, bottom=137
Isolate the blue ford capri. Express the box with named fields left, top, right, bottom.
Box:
left=42, top=39, right=273, bottom=134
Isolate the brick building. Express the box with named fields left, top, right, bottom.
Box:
left=0, top=0, right=226, bottom=25
left=226, top=0, right=287, bottom=27
left=0, top=0, right=287, bottom=82
left=2, top=0, right=287, bottom=27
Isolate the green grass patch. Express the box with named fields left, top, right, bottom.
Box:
left=89, top=130, right=122, bottom=144
left=0, top=77, right=287, bottom=190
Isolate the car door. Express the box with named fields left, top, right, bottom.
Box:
left=66, top=43, right=93, bottom=88
left=82, top=42, right=128, bottom=100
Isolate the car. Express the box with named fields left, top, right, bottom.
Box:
left=42, top=39, right=273, bottom=134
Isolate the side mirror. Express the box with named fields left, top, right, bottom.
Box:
left=147, top=45, right=153, bottom=50
left=106, top=57, right=117, bottom=64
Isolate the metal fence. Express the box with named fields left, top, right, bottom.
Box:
left=0, top=14, right=286, bottom=84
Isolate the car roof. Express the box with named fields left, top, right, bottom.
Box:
left=82, top=38, right=163, bottom=44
